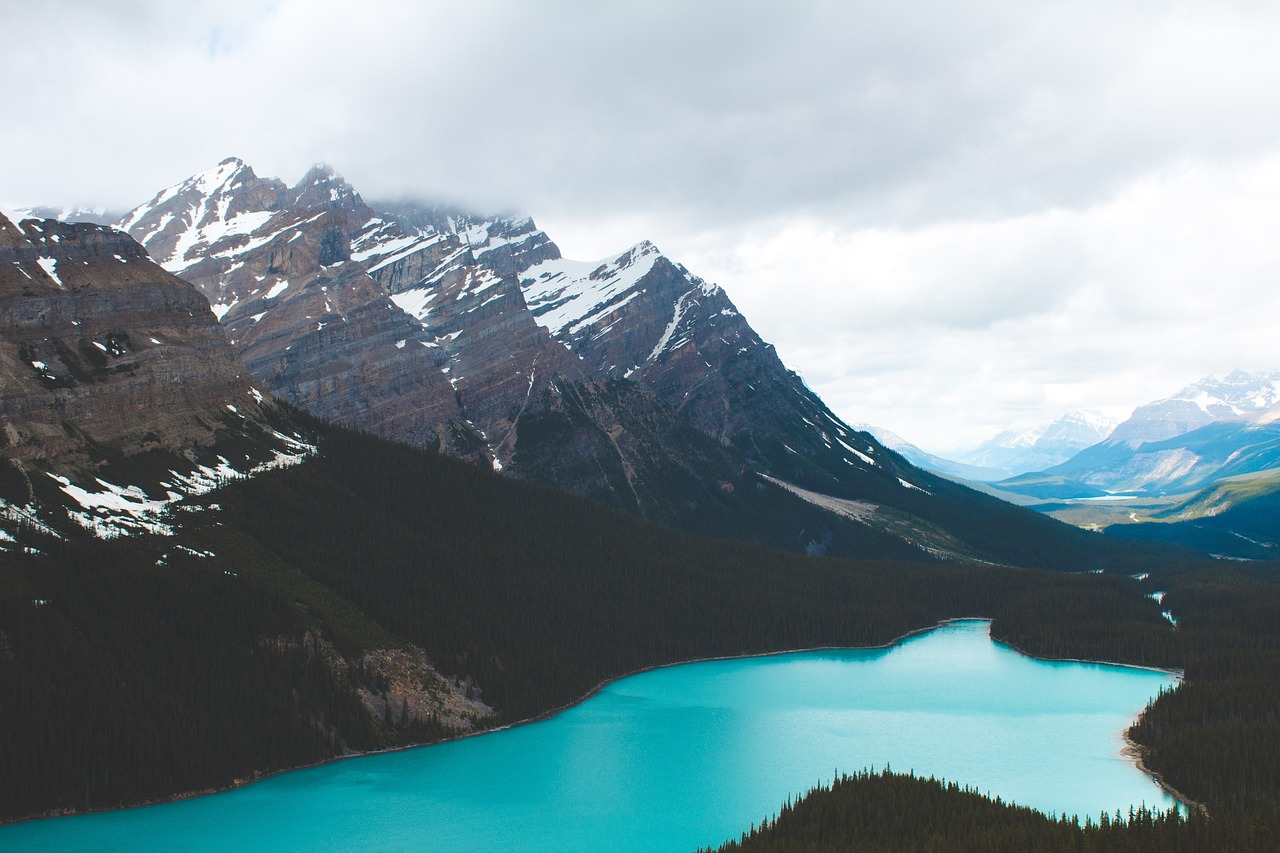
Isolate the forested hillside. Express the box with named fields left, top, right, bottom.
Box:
left=0, top=414, right=1203, bottom=824
left=703, top=769, right=1278, bottom=853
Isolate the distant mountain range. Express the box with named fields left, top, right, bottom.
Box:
left=856, top=424, right=1010, bottom=482
left=953, top=411, right=1118, bottom=480
left=870, top=412, right=1117, bottom=482
left=996, top=371, right=1280, bottom=500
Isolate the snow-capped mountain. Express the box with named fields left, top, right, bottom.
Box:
left=112, top=158, right=564, bottom=465
left=1105, top=370, right=1280, bottom=448
left=997, top=371, right=1280, bottom=498
left=956, top=411, right=1117, bottom=479
left=518, top=240, right=914, bottom=498
left=68, top=157, right=1127, bottom=565
left=112, top=159, right=913, bottom=499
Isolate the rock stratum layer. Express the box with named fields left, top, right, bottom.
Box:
left=0, top=212, right=280, bottom=476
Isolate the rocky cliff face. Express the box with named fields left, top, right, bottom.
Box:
left=0, top=209, right=309, bottom=539
left=0, top=211, right=275, bottom=473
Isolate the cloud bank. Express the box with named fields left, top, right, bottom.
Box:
left=5, top=0, right=1279, bottom=449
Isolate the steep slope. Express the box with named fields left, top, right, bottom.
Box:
left=112, top=158, right=476, bottom=456
left=520, top=242, right=931, bottom=498
left=0, top=210, right=310, bottom=538
left=516, top=241, right=1135, bottom=567
left=109, top=162, right=789, bottom=528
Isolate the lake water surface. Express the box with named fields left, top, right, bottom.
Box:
left=3, top=619, right=1179, bottom=852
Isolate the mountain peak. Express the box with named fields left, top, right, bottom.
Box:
left=289, top=162, right=361, bottom=210
left=1158, top=369, right=1280, bottom=420
left=298, top=162, right=338, bottom=185
left=955, top=410, right=1115, bottom=477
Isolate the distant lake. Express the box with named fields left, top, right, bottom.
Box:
left=3, top=620, right=1179, bottom=852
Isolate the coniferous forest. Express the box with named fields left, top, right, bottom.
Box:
left=703, top=769, right=1279, bottom=853
left=1, top=418, right=1278, bottom=850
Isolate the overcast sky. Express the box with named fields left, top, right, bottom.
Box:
left=5, top=0, right=1279, bottom=452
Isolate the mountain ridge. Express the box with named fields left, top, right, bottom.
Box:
left=8, top=157, right=1166, bottom=566
left=952, top=411, right=1117, bottom=480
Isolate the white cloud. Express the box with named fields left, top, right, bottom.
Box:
left=5, top=0, right=1280, bottom=454
left=667, top=155, right=1280, bottom=451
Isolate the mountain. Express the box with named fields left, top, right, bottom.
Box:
left=856, top=423, right=1010, bottom=482
left=1106, top=370, right=1280, bottom=448
left=954, top=411, right=1117, bottom=480
left=516, top=241, right=924, bottom=494
left=1, top=199, right=1255, bottom=836
left=0, top=209, right=310, bottom=538
left=0, top=229, right=1180, bottom=816
left=998, top=372, right=1280, bottom=499
left=83, top=157, right=1165, bottom=567
left=0, top=233, right=1185, bottom=819
left=108, top=159, right=752, bottom=526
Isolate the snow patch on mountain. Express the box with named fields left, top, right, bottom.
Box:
left=521, top=241, right=663, bottom=337
left=35, top=257, right=62, bottom=286
left=1, top=206, right=29, bottom=231
left=47, top=437, right=316, bottom=539
left=389, top=287, right=438, bottom=321
left=647, top=288, right=697, bottom=362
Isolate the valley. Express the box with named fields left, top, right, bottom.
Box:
left=7, top=6, right=1280, bottom=850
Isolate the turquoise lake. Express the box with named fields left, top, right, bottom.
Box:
left=3, top=620, right=1179, bottom=852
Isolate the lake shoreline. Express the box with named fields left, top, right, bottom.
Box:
left=4, top=616, right=1182, bottom=828
left=1120, top=732, right=1207, bottom=816
left=989, top=633, right=1192, bottom=814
